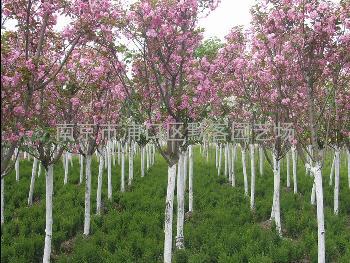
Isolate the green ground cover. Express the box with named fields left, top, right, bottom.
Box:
left=1, top=147, right=350, bottom=262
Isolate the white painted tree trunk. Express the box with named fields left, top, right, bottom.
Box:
left=15, top=148, right=20, bottom=181
left=152, top=144, right=156, bottom=165
left=292, top=146, right=298, bottom=194
left=228, top=143, right=232, bottom=183
left=334, top=147, right=340, bottom=215
left=313, top=163, right=326, bottom=263
left=1, top=177, right=4, bottom=225
left=183, top=149, right=188, bottom=191
left=64, top=152, right=69, bottom=185
left=286, top=151, right=291, bottom=188
left=164, top=164, right=177, bottom=263
left=43, top=165, right=53, bottom=263
left=69, top=152, right=73, bottom=167
left=231, top=144, right=236, bottom=187
left=28, top=157, right=38, bottom=206
left=121, top=144, right=125, bottom=192
left=311, top=181, right=316, bottom=205
left=128, top=142, right=134, bottom=186
left=37, top=163, right=42, bottom=178
left=259, top=146, right=264, bottom=176
left=107, top=143, right=112, bottom=200
left=189, top=145, right=193, bottom=212
left=79, top=155, right=84, bottom=185
left=215, top=144, right=219, bottom=168
left=96, top=152, right=104, bottom=215
left=176, top=153, right=185, bottom=250
left=241, top=147, right=248, bottom=196
left=146, top=144, right=150, bottom=171
left=118, top=141, right=121, bottom=165
left=250, top=144, right=255, bottom=210
left=84, top=154, right=92, bottom=236
left=112, top=140, right=116, bottom=167
left=271, top=151, right=282, bottom=236
left=224, top=143, right=228, bottom=177
left=329, top=154, right=335, bottom=186
left=218, top=145, right=222, bottom=176
left=347, top=149, right=350, bottom=189
left=141, top=146, right=145, bottom=177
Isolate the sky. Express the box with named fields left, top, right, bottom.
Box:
left=199, top=0, right=255, bottom=40
left=3, top=0, right=255, bottom=41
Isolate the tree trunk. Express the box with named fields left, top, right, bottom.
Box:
left=218, top=144, right=222, bottom=176
left=334, top=147, right=340, bottom=215
left=146, top=144, right=150, bottom=171
left=83, top=154, right=92, bottom=235
left=15, top=148, right=20, bottom=181
left=250, top=144, right=255, bottom=210
left=79, top=155, right=84, bottom=185
left=64, top=152, right=69, bottom=185
left=271, top=151, right=282, bottom=236
left=347, top=149, right=350, bottom=189
left=128, top=142, right=133, bottom=186
left=189, top=145, right=193, bottom=212
left=286, top=150, right=291, bottom=188
left=329, top=154, right=335, bottom=186
left=183, top=148, right=188, bottom=191
left=121, top=144, right=125, bottom=192
left=215, top=144, right=219, bottom=168
left=164, top=164, right=177, bottom=263
left=176, top=153, right=185, bottom=250
left=141, top=146, right=145, bottom=177
left=311, top=181, right=316, bottom=205
left=231, top=144, right=236, bottom=187
left=228, top=143, right=232, bottom=183
left=242, top=147, right=248, bottom=196
left=37, top=163, right=42, bottom=178
left=96, top=152, right=104, bottom=215
left=118, top=141, right=121, bottom=165
left=259, top=146, right=264, bottom=176
left=292, top=146, right=298, bottom=194
left=314, top=163, right=326, bottom=262
left=43, top=164, right=53, bottom=263
left=224, top=143, right=228, bottom=177
left=1, top=177, right=4, bottom=225
left=28, top=157, right=38, bottom=206
left=107, top=142, right=112, bottom=200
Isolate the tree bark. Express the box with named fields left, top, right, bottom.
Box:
left=83, top=154, right=92, bottom=235
left=231, top=144, right=236, bottom=187
left=121, top=144, right=125, bottom=192
left=107, top=142, right=112, bottom=200
left=292, top=146, right=298, bottom=194
left=79, top=155, right=84, bottom=185
left=189, top=145, right=193, bottom=212
left=250, top=144, right=256, bottom=210
left=1, top=177, right=4, bottom=225
left=96, top=152, right=104, bottom=215
left=329, top=154, right=335, bottom=186
left=334, top=147, right=340, bottom=215
left=271, top=151, right=282, bottom=236
left=242, top=147, right=248, bottom=196
left=15, top=148, right=20, bottom=181
left=64, top=152, right=69, bottom=185
left=164, top=164, right=177, bottom=263
left=176, top=153, right=185, bottom=250
left=259, top=146, right=264, bottom=176
left=28, top=157, right=38, bottom=206
left=42, top=164, right=53, bottom=263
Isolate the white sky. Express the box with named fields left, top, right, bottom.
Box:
left=199, top=0, right=255, bottom=40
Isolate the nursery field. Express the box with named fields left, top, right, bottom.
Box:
left=1, top=147, right=350, bottom=263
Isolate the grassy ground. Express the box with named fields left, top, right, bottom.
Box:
left=1, top=147, right=350, bottom=262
